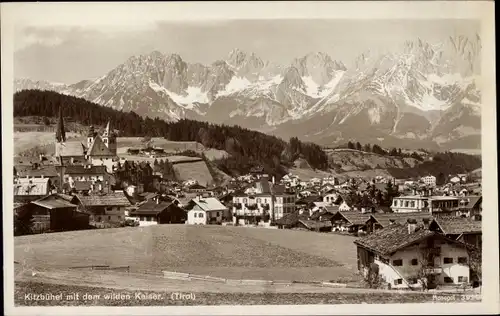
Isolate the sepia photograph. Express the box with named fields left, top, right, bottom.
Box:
left=2, top=1, right=498, bottom=315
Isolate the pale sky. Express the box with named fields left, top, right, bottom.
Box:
left=8, top=3, right=481, bottom=84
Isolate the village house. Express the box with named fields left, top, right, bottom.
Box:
left=232, top=177, right=296, bottom=225
left=14, top=193, right=89, bottom=234
left=129, top=197, right=186, bottom=226
left=456, top=195, right=482, bottom=218
left=75, top=191, right=131, bottom=226
left=391, top=188, right=460, bottom=214
left=421, top=175, right=437, bottom=187
left=429, top=217, right=482, bottom=249
left=365, top=212, right=434, bottom=234
left=15, top=164, right=60, bottom=187
left=330, top=210, right=371, bottom=233
left=275, top=211, right=310, bottom=229
left=354, top=220, right=475, bottom=290
left=14, top=177, right=53, bottom=203
left=185, top=196, right=229, bottom=225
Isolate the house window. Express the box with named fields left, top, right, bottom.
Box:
left=108, top=216, right=111, bottom=220
left=411, top=258, right=418, bottom=266
left=198, top=212, right=204, bottom=218
left=392, top=259, right=403, bottom=266
left=443, top=257, right=453, bottom=264
left=409, top=278, right=418, bottom=284
left=193, top=213, right=197, bottom=218
left=217, top=212, right=220, bottom=217
left=393, top=200, right=398, bottom=207
left=410, top=201, right=415, bottom=208
left=444, top=277, right=454, bottom=283
left=117, top=216, right=121, bottom=220
left=394, top=279, right=403, bottom=285
left=458, top=276, right=468, bottom=283
left=243, top=198, right=247, bottom=203
left=256, top=198, right=261, bottom=203
left=458, top=257, right=468, bottom=264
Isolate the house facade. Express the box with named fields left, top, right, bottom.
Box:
left=354, top=221, right=473, bottom=289
left=421, top=175, right=437, bottom=187
left=129, top=198, right=186, bottom=226
left=185, top=196, right=228, bottom=225
left=76, top=192, right=131, bottom=226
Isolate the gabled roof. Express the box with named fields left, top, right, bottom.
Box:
left=16, top=166, right=58, bottom=178
left=299, top=219, right=332, bottom=230
left=332, top=211, right=371, bottom=226
left=430, top=217, right=482, bottom=235
left=458, top=196, right=482, bottom=210
left=296, top=195, right=322, bottom=204
left=77, top=192, right=131, bottom=207
left=131, top=200, right=180, bottom=215
left=354, top=224, right=436, bottom=256
left=64, top=165, right=107, bottom=175
left=87, top=135, right=113, bottom=157
left=275, top=211, right=309, bottom=226
left=56, top=141, right=86, bottom=157
left=31, top=193, right=78, bottom=209
left=369, top=212, right=434, bottom=228
left=190, top=197, right=227, bottom=212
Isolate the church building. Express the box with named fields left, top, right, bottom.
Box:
left=54, top=106, right=118, bottom=173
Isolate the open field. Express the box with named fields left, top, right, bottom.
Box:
left=15, top=281, right=454, bottom=306
left=14, top=132, right=83, bottom=156
left=173, top=161, right=214, bottom=186
left=15, top=225, right=360, bottom=283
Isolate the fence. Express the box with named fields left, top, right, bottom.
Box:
left=69, top=265, right=130, bottom=272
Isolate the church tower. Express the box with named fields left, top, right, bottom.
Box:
left=102, top=121, right=117, bottom=155
left=87, top=125, right=96, bottom=149
left=55, top=106, right=66, bottom=157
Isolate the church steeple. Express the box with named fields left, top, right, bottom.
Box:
left=55, top=106, right=66, bottom=143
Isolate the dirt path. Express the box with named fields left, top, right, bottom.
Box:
left=14, top=266, right=441, bottom=295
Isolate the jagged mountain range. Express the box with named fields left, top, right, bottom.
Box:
left=14, top=35, right=482, bottom=151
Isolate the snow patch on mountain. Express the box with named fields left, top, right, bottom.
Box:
left=217, top=76, right=252, bottom=97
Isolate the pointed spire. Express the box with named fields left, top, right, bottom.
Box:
left=105, top=121, right=110, bottom=136
left=55, top=106, right=66, bottom=143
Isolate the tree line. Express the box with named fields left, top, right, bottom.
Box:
left=341, top=141, right=425, bottom=161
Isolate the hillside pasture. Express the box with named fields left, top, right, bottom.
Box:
left=14, top=132, right=83, bottom=156
left=15, top=225, right=360, bottom=283
left=173, top=161, right=214, bottom=186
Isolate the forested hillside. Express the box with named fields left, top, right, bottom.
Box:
left=14, top=89, right=329, bottom=177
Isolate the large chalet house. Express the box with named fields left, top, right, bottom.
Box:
left=129, top=196, right=186, bottom=226
left=232, top=177, right=296, bottom=225
left=14, top=193, right=90, bottom=235
left=75, top=191, right=131, bottom=226
left=354, top=219, right=476, bottom=290
left=391, top=188, right=461, bottom=215
left=14, top=177, right=53, bottom=203
left=185, top=196, right=229, bottom=225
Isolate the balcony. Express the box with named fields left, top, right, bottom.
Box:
left=423, top=267, right=443, bottom=275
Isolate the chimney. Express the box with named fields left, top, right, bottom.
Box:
left=272, top=176, right=275, bottom=184
left=407, top=219, right=417, bottom=234
left=412, top=188, right=416, bottom=195
left=156, top=196, right=160, bottom=204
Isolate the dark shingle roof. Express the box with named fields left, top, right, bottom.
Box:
left=299, top=219, right=332, bottom=230
left=64, top=165, right=107, bottom=175
left=77, top=192, right=131, bottom=207
left=131, top=200, right=179, bottom=215
left=431, top=217, right=482, bottom=235
left=333, top=211, right=371, bottom=226
left=370, top=212, right=434, bottom=228
left=458, top=196, right=482, bottom=210
left=16, top=166, right=58, bottom=178
left=354, top=224, right=435, bottom=256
